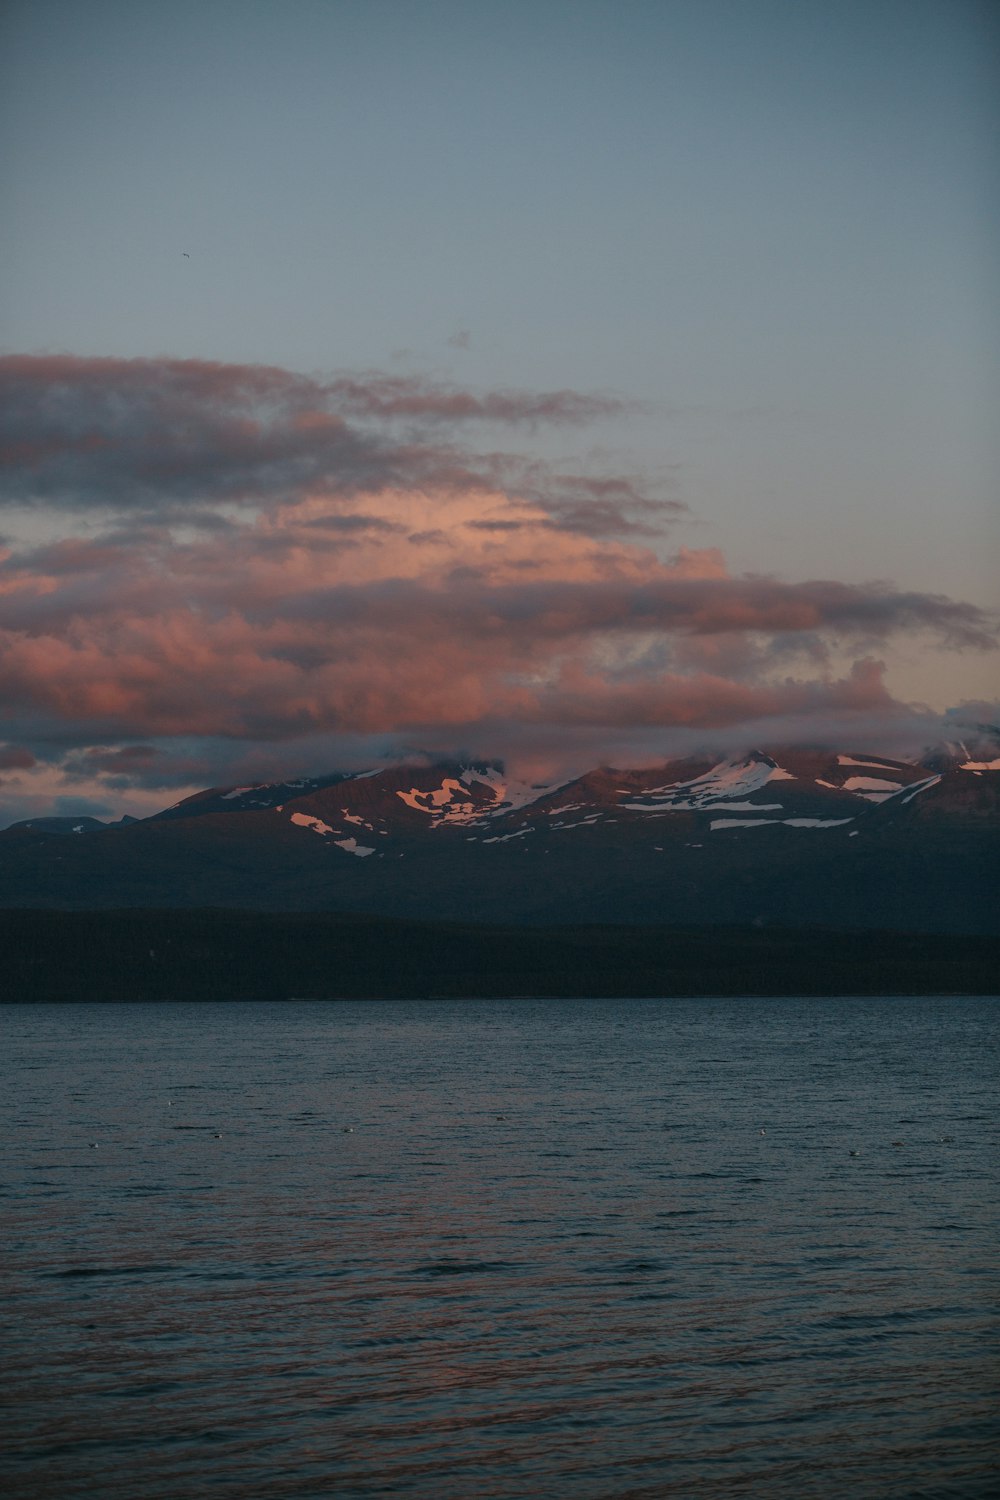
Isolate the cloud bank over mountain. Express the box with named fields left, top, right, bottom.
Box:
left=1, top=355, right=995, bottom=823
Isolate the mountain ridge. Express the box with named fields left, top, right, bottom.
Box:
left=2, top=733, right=997, bottom=933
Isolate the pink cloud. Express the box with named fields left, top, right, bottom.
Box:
left=0, top=480, right=992, bottom=747
left=0, top=356, right=995, bottom=815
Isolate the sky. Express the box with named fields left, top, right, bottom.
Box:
left=0, top=0, right=997, bottom=824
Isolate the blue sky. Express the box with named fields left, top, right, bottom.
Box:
left=0, top=1, right=997, bottom=820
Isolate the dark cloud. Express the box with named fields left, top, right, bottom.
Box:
left=237, top=573, right=994, bottom=649
left=300, top=513, right=406, bottom=533
left=0, top=355, right=394, bottom=509
left=0, top=355, right=627, bottom=515
left=465, top=519, right=534, bottom=533
left=62, top=745, right=159, bottom=778
left=0, top=745, right=36, bottom=770
left=322, top=375, right=625, bottom=425
left=534, top=475, right=687, bottom=538
left=944, top=700, right=1000, bottom=725
left=478, top=464, right=688, bottom=538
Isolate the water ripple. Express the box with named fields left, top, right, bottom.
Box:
left=2, top=994, right=998, bottom=1499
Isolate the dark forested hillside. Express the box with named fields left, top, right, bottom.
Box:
left=2, top=909, right=996, bottom=1002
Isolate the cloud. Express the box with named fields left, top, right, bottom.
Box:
left=299, top=513, right=405, bottom=534
left=0, top=354, right=996, bottom=822
left=524, top=474, right=687, bottom=538
left=322, top=374, right=624, bottom=425
left=0, top=745, right=36, bottom=771
left=0, top=482, right=993, bottom=751
left=944, top=699, right=1000, bottom=725
left=0, top=355, right=400, bottom=510
left=0, top=355, right=627, bottom=516
left=62, top=744, right=159, bottom=778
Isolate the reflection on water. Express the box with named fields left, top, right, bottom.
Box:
left=2, top=995, right=998, bottom=1498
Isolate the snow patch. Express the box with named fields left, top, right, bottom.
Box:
left=397, top=778, right=478, bottom=820
left=783, top=817, right=854, bottom=828
left=896, top=774, right=941, bottom=803
left=290, top=813, right=336, bottom=836
left=333, top=837, right=375, bottom=858
left=709, top=819, right=781, bottom=831
left=841, top=776, right=903, bottom=802
left=397, top=768, right=555, bottom=825
left=221, top=786, right=256, bottom=800
left=960, top=757, right=1000, bottom=771
left=842, top=776, right=903, bottom=792
left=622, top=755, right=794, bottom=813
left=459, top=765, right=555, bottom=813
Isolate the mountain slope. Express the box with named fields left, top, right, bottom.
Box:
left=1, top=744, right=997, bottom=933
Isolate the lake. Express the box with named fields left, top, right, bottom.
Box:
left=2, top=996, right=998, bottom=1498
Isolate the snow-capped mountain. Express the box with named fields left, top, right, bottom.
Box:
left=2, top=738, right=998, bottom=933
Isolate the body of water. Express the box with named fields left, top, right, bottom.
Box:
left=2, top=995, right=998, bottom=1498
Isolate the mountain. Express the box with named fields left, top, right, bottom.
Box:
left=4, top=813, right=139, bottom=835
left=3, top=815, right=110, bottom=836
left=2, top=733, right=998, bottom=934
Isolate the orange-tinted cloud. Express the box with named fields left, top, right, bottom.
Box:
left=0, top=483, right=992, bottom=745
